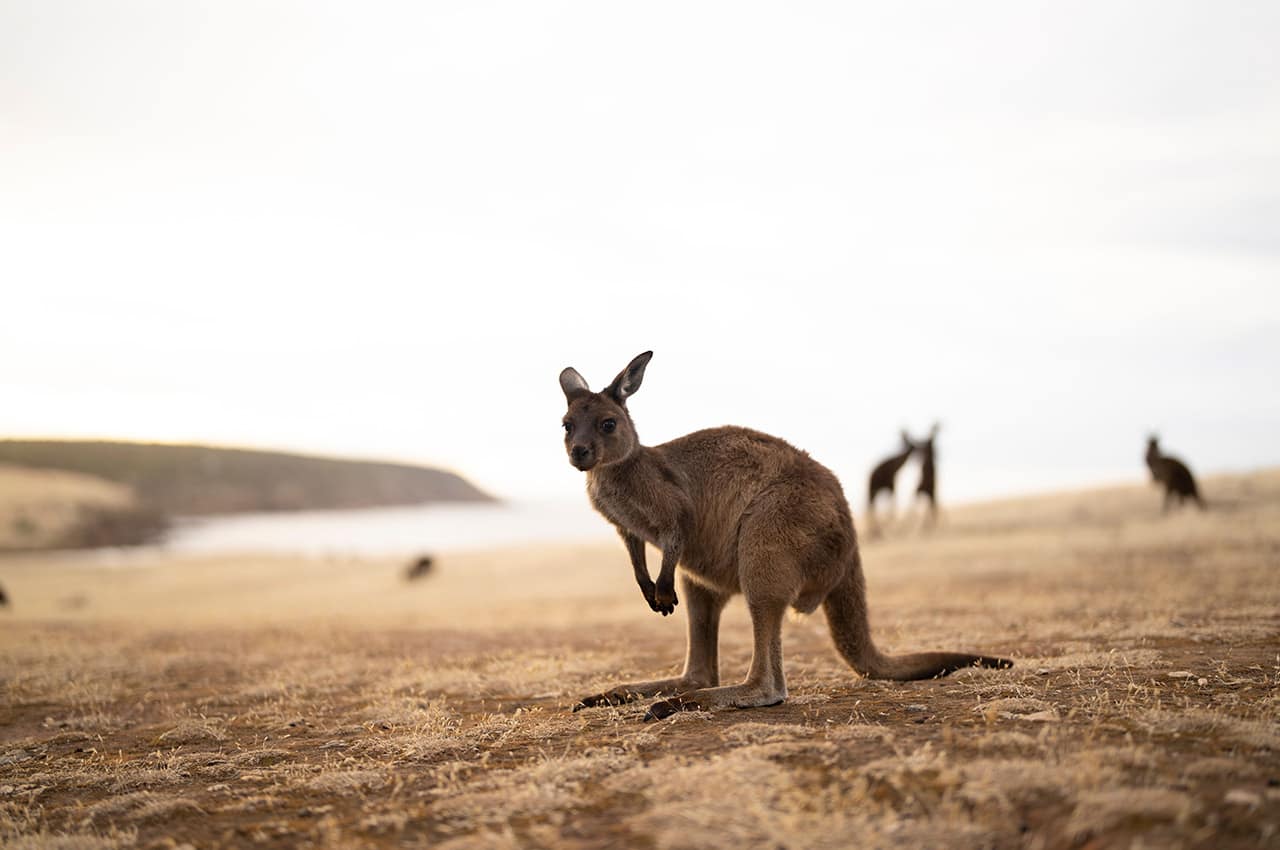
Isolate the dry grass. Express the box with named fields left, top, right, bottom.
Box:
left=0, top=466, right=134, bottom=550
left=1, top=471, right=1278, bottom=849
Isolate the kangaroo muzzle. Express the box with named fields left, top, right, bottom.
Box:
left=569, top=445, right=595, bottom=470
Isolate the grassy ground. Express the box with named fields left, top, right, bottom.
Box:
left=1, top=472, right=1277, bottom=849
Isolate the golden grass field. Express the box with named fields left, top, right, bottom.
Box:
left=1, top=471, right=1278, bottom=849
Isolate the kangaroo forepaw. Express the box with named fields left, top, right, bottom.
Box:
left=573, top=690, right=642, bottom=711
left=651, top=582, right=678, bottom=616
left=642, top=696, right=702, bottom=722
left=639, top=581, right=678, bottom=616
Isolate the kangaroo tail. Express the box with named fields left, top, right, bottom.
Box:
left=822, top=553, right=1012, bottom=681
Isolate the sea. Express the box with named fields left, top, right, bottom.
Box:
left=147, top=500, right=615, bottom=559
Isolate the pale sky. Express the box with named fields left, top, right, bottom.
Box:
left=3, top=2, right=1279, bottom=503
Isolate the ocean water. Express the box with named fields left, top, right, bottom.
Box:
left=161, top=500, right=615, bottom=557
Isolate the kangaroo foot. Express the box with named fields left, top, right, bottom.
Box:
left=573, top=676, right=699, bottom=712
left=643, top=684, right=786, bottom=721
left=643, top=696, right=703, bottom=721
left=573, top=689, right=647, bottom=711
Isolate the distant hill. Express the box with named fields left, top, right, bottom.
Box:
left=0, top=440, right=495, bottom=516
left=0, top=464, right=166, bottom=550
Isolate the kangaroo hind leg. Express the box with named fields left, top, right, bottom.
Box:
left=575, top=574, right=729, bottom=711
left=644, top=594, right=789, bottom=721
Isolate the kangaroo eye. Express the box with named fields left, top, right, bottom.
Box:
left=563, top=422, right=573, bottom=434
left=600, top=419, right=616, bottom=434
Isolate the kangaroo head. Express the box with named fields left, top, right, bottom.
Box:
left=1146, top=434, right=1161, bottom=460
left=559, top=351, right=653, bottom=472
left=898, top=430, right=914, bottom=454
left=912, top=423, right=940, bottom=455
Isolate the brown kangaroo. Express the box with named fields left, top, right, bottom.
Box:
left=1145, top=435, right=1204, bottom=511
left=559, top=352, right=1011, bottom=721
left=913, top=423, right=940, bottom=526
left=866, top=432, right=915, bottom=532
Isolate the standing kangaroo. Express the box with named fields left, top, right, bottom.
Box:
left=560, top=352, right=1011, bottom=720
left=866, top=432, right=915, bottom=532
left=913, top=423, right=940, bottom=526
left=1145, top=435, right=1204, bottom=511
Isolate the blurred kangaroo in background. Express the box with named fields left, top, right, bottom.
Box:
left=913, top=423, right=940, bottom=526
left=866, top=432, right=915, bottom=534
left=1145, top=435, right=1204, bottom=512
left=559, top=352, right=1011, bottom=721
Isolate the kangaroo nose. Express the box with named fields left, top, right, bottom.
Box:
left=571, top=445, right=591, bottom=462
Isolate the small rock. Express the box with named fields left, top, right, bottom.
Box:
left=1168, top=671, right=1194, bottom=679
left=1036, top=668, right=1051, bottom=676
left=905, top=704, right=928, bottom=713
left=207, top=784, right=230, bottom=793
left=1197, top=678, right=1208, bottom=686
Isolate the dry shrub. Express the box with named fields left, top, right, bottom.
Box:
left=433, top=827, right=525, bottom=850
left=232, top=748, right=291, bottom=768
left=721, top=722, right=813, bottom=746
left=433, top=753, right=634, bottom=830
left=299, top=770, right=391, bottom=795
left=79, top=792, right=201, bottom=826
left=1, top=832, right=138, bottom=850
left=154, top=720, right=225, bottom=746
left=1066, top=788, right=1198, bottom=839
left=615, top=746, right=976, bottom=850
left=1142, top=709, right=1279, bottom=750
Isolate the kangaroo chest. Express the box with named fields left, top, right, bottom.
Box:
left=587, top=465, right=691, bottom=548
left=588, top=477, right=656, bottom=541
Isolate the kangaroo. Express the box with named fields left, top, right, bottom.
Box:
left=559, top=352, right=1011, bottom=721
left=866, top=432, right=915, bottom=532
left=913, top=423, right=940, bottom=526
left=1145, top=435, right=1204, bottom=511
left=404, top=554, right=435, bottom=581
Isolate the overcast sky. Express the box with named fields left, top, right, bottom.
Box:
left=3, top=1, right=1278, bottom=504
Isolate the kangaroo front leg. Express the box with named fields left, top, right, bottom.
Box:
left=574, top=574, right=727, bottom=711
left=621, top=531, right=658, bottom=610
left=620, top=531, right=680, bottom=616
left=645, top=595, right=788, bottom=721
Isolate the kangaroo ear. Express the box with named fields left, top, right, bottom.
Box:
left=559, top=367, right=590, bottom=401
left=606, top=351, right=653, bottom=404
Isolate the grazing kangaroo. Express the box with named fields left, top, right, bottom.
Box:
left=404, top=554, right=435, bottom=581
left=866, top=432, right=915, bottom=532
left=913, top=423, right=940, bottom=526
left=1145, top=435, right=1204, bottom=511
left=559, top=352, right=1011, bottom=721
